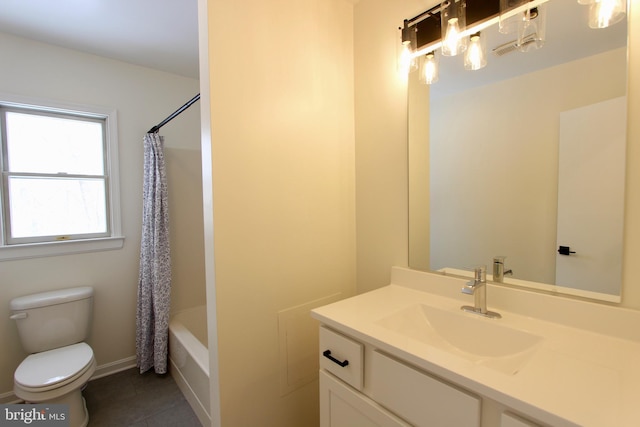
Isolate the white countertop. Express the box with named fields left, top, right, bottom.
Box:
left=311, top=267, right=640, bottom=427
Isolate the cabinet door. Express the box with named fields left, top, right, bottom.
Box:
left=320, top=371, right=409, bottom=427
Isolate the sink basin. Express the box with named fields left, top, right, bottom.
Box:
left=376, top=304, right=542, bottom=375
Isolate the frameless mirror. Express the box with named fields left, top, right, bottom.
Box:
left=408, top=0, right=628, bottom=302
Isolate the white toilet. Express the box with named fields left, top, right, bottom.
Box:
left=10, top=287, right=97, bottom=427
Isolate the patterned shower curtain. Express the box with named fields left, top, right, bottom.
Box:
left=136, top=133, right=171, bottom=374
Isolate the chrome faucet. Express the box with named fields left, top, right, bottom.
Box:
left=492, top=256, right=513, bottom=283
left=461, top=266, right=501, bottom=319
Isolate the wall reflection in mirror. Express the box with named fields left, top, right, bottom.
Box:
left=407, top=0, right=628, bottom=302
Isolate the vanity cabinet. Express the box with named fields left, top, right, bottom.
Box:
left=318, top=325, right=544, bottom=427
left=319, top=326, right=483, bottom=427
left=313, top=268, right=640, bottom=426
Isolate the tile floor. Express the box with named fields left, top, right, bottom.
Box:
left=83, top=367, right=202, bottom=427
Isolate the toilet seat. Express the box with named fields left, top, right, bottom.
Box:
left=15, top=343, right=94, bottom=392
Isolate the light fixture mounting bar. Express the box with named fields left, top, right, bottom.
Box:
left=410, top=0, right=500, bottom=54
left=405, top=0, right=549, bottom=58
left=406, top=4, right=443, bottom=26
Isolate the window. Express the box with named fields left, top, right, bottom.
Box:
left=0, top=95, right=123, bottom=260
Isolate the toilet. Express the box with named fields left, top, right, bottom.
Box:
left=10, top=287, right=97, bottom=427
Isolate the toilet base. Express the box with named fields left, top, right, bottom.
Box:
left=22, top=389, right=89, bottom=427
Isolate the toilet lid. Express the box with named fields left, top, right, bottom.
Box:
left=15, top=343, right=94, bottom=388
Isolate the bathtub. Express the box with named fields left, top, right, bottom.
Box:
left=169, top=305, right=210, bottom=426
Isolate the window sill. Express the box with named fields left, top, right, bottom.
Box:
left=0, top=236, right=125, bottom=261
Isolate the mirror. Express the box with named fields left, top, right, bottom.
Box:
left=408, top=0, right=628, bottom=302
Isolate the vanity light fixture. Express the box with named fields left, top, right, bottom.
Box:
left=441, top=0, right=468, bottom=56
left=400, top=0, right=555, bottom=83
left=401, top=0, right=626, bottom=84
left=419, top=52, right=440, bottom=84
left=464, top=32, right=487, bottom=70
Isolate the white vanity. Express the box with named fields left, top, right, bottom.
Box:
left=311, top=267, right=640, bottom=427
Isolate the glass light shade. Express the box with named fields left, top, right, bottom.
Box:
left=518, top=5, right=546, bottom=52
left=589, top=0, right=626, bottom=28
left=399, top=23, right=419, bottom=74
left=400, top=42, right=419, bottom=74
left=464, top=33, right=487, bottom=71
left=499, top=0, right=529, bottom=34
left=441, top=0, right=467, bottom=56
left=419, top=52, right=439, bottom=84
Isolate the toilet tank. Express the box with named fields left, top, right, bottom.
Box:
left=10, top=287, right=94, bottom=354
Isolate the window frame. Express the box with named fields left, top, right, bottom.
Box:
left=0, top=93, right=124, bottom=260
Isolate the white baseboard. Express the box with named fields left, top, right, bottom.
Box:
left=1, top=355, right=138, bottom=403
left=90, top=355, right=137, bottom=380
left=0, top=390, right=20, bottom=404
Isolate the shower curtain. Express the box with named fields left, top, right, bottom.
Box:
left=136, top=132, right=171, bottom=374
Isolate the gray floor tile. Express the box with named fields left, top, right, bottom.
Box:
left=144, top=403, right=201, bottom=427
left=84, top=367, right=200, bottom=427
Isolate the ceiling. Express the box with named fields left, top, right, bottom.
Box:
left=0, top=0, right=200, bottom=79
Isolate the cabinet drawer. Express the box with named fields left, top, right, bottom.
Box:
left=319, top=326, right=363, bottom=390
left=370, top=350, right=481, bottom=427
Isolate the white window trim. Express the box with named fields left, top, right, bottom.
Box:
left=0, top=237, right=125, bottom=261
left=0, top=92, right=124, bottom=261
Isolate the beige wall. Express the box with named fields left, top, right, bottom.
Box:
left=166, top=147, right=207, bottom=312
left=0, top=33, right=204, bottom=398
left=354, top=0, right=431, bottom=294
left=204, top=0, right=356, bottom=425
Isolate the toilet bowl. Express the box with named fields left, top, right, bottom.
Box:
left=10, top=287, right=96, bottom=427
left=14, top=343, right=96, bottom=427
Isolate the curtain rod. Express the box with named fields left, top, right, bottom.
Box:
left=147, top=93, right=200, bottom=134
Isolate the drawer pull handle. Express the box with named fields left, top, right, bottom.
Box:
left=323, top=350, right=349, bottom=367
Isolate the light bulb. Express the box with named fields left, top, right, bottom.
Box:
left=420, top=53, right=439, bottom=84
left=464, top=33, right=486, bottom=71
left=399, top=22, right=418, bottom=74
left=443, top=18, right=463, bottom=56
left=400, top=42, right=418, bottom=74
left=589, top=0, right=626, bottom=29
left=441, top=1, right=467, bottom=57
